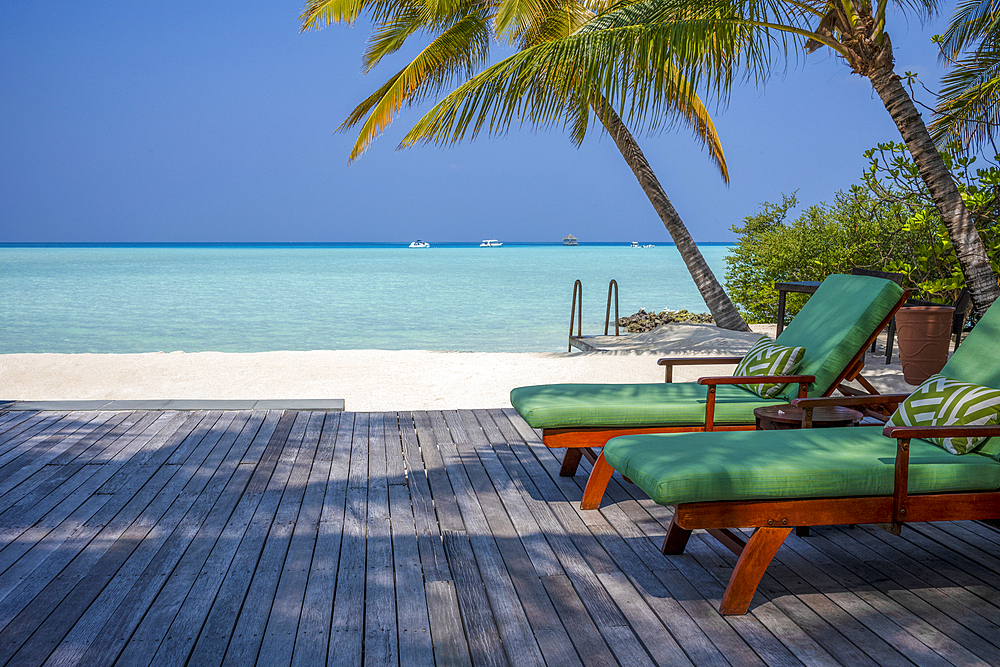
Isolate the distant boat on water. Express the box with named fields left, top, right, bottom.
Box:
left=562, top=234, right=578, bottom=246
left=630, top=241, right=639, bottom=247
left=480, top=239, right=503, bottom=247
left=409, top=240, right=430, bottom=248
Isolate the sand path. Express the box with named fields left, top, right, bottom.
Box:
left=0, top=324, right=911, bottom=411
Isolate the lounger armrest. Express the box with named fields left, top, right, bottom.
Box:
left=657, top=356, right=744, bottom=383
left=699, top=375, right=815, bottom=386
left=792, top=394, right=911, bottom=409
left=695, top=375, right=816, bottom=430
left=658, top=357, right=745, bottom=365
left=883, top=425, right=1000, bottom=439
left=884, top=423, right=1000, bottom=530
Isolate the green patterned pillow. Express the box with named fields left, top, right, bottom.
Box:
left=733, top=337, right=806, bottom=398
left=888, top=374, right=1000, bottom=455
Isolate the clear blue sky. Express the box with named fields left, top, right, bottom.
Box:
left=1, top=1, right=959, bottom=243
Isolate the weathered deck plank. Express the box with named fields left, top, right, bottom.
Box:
left=328, top=411, right=369, bottom=666
left=0, top=408, right=998, bottom=666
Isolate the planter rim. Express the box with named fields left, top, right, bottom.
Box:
left=898, top=305, right=956, bottom=312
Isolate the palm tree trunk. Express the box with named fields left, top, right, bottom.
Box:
left=868, top=66, right=999, bottom=316
left=591, top=97, right=751, bottom=332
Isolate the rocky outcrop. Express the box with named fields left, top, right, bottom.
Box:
left=617, top=309, right=715, bottom=333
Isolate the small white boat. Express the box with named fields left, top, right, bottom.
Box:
left=630, top=241, right=639, bottom=247
left=480, top=239, right=503, bottom=247
left=409, top=240, right=430, bottom=248
left=643, top=244, right=655, bottom=248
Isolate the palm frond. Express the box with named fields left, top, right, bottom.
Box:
left=575, top=0, right=810, bottom=83
left=340, top=10, right=492, bottom=161
left=363, top=3, right=430, bottom=71
left=660, top=60, right=730, bottom=181
left=421, top=0, right=478, bottom=26
left=300, top=0, right=396, bottom=28
left=521, top=0, right=595, bottom=46
left=932, top=45, right=1000, bottom=150
left=398, top=15, right=740, bottom=173
left=495, top=0, right=559, bottom=43
left=568, top=94, right=592, bottom=144
left=938, top=0, right=1000, bottom=58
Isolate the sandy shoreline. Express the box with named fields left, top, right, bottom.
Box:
left=0, top=345, right=911, bottom=413
left=0, top=350, right=730, bottom=411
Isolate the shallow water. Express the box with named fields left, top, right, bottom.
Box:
left=0, top=243, right=733, bottom=353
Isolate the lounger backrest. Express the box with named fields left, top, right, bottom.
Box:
left=940, top=298, right=1000, bottom=389
left=775, top=274, right=904, bottom=399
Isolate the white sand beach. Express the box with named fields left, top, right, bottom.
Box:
left=0, top=323, right=912, bottom=411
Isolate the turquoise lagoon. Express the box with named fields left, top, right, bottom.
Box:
left=0, top=243, right=733, bottom=353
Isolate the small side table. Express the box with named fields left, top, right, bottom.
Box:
left=754, top=404, right=864, bottom=430
left=754, top=404, right=864, bottom=536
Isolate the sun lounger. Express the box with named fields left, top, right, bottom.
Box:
left=511, top=274, right=907, bottom=507
left=599, top=296, right=1000, bottom=615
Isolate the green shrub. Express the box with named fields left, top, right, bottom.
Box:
left=859, top=143, right=1000, bottom=300
left=726, top=143, right=1000, bottom=324
left=725, top=191, right=908, bottom=323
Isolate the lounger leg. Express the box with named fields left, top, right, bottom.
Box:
left=720, top=526, right=792, bottom=616
left=581, top=452, right=615, bottom=510
left=559, top=449, right=584, bottom=477
left=661, top=516, right=692, bottom=554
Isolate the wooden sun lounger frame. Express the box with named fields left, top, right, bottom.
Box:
left=659, top=393, right=1000, bottom=615
left=570, top=292, right=909, bottom=509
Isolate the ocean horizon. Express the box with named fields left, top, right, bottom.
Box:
left=0, top=241, right=734, bottom=248
left=1, top=243, right=735, bottom=354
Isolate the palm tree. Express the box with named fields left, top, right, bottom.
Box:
left=931, top=0, right=1000, bottom=153
left=390, top=0, right=1000, bottom=315
left=301, top=0, right=752, bottom=331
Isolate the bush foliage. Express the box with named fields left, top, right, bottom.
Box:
left=726, top=143, right=1000, bottom=324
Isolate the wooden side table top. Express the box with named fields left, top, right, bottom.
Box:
left=754, top=404, right=864, bottom=430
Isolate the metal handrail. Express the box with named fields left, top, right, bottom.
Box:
left=569, top=280, right=582, bottom=351
left=604, top=279, right=619, bottom=336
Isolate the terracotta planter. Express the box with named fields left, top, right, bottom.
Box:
left=894, top=306, right=955, bottom=385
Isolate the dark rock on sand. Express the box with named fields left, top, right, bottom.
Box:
left=617, top=309, right=715, bottom=333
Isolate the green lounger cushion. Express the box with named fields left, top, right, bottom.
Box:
left=940, top=296, right=1000, bottom=391
left=510, top=383, right=785, bottom=429
left=603, top=427, right=1000, bottom=506
left=511, top=274, right=903, bottom=430
left=773, top=273, right=904, bottom=399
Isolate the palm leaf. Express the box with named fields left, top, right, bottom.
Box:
left=938, top=0, right=1000, bottom=56
left=495, top=0, right=559, bottom=42
left=932, top=46, right=1000, bottom=149
left=300, top=0, right=395, bottom=27
left=400, top=15, right=732, bottom=178
left=340, top=9, right=492, bottom=161
left=932, top=0, right=1000, bottom=150
left=363, top=3, right=430, bottom=71
left=521, top=0, right=595, bottom=46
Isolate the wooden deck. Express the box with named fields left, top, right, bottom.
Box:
left=1, top=408, right=999, bottom=666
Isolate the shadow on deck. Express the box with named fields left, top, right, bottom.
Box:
left=0, top=407, right=998, bottom=666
